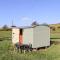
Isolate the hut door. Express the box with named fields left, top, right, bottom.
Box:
left=19, top=29, right=23, bottom=45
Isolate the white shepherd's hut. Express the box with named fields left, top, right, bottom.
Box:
left=12, top=25, right=50, bottom=48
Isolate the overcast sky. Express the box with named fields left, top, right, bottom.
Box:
left=0, top=0, right=60, bottom=26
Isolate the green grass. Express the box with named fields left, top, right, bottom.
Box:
left=50, top=32, right=60, bottom=41
left=0, top=30, right=11, bottom=38
left=0, top=30, right=11, bottom=41
left=0, top=40, right=60, bottom=60
left=51, top=32, right=60, bottom=38
left=0, top=29, right=60, bottom=60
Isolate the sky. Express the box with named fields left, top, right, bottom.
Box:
left=0, top=0, right=60, bottom=27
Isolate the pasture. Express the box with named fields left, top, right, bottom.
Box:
left=0, top=29, right=60, bottom=60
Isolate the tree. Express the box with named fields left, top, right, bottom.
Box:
left=31, top=21, right=39, bottom=26
left=2, top=25, right=8, bottom=29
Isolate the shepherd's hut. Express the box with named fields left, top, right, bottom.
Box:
left=12, top=24, right=50, bottom=48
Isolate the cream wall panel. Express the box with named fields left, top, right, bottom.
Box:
left=12, top=28, right=19, bottom=44
left=23, top=28, right=33, bottom=45
left=32, top=26, right=50, bottom=48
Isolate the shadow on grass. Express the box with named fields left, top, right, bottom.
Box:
left=50, top=40, right=60, bottom=45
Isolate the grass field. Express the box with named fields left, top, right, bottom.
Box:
left=0, top=29, right=60, bottom=60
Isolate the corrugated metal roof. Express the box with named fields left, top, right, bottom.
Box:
left=11, top=24, right=50, bottom=29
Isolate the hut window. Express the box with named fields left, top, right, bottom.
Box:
left=20, top=29, right=23, bottom=35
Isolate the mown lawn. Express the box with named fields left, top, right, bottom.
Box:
left=0, top=30, right=60, bottom=60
